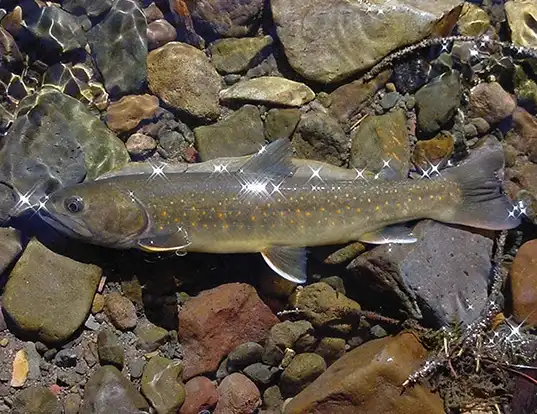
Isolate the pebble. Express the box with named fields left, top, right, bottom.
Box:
left=280, top=353, right=326, bottom=397
left=105, top=94, right=159, bottom=133
left=314, top=337, right=346, bottom=365
left=141, top=356, right=185, bottom=414
left=227, top=342, right=264, bottom=372
left=289, top=282, right=361, bottom=335
left=194, top=104, right=265, bottom=161
left=143, top=2, right=164, bottom=22
left=243, top=362, right=279, bottom=387
left=147, top=19, right=177, bottom=50
left=0, top=227, right=23, bottom=275
left=263, top=385, right=284, bottom=411
left=510, top=240, right=537, bottom=326
left=505, top=107, right=537, bottom=163
left=2, top=238, right=102, bottom=343
left=179, top=283, right=278, bottom=380
left=11, top=386, right=61, bottom=414
left=214, top=373, right=261, bottom=414
left=91, top=294, right=105, bottom=314
left=470, top=117, right=490, bottom=134
left=220, top=76, right=315, bottom=107
left=210, top=36, right=273, bottom=74
left=129, top=358, right=146, bottom=380
left=147, top=42, right=221, bottom=121
left=265, top=108, right=301, bottom=142
left=54, top=349, right=78, bottom=368
left=97, top=329, right=125, bottom=369
left=134, top=320, right=169, bottom=352
left=506, top=0, right=537, bottom=49
left=379, top=91, right=401, bottom=110
left=412, top=131, right=454, bottom=170
left=284, top=333, right=444, bottom=414
left=84, top=315, right=100, bottom=331
left=10, top=349, right=29, bottom=388
left=81, top=366, right=149, bottom=413
left=105, top=292, right=138, bottom=331
left=269, top=320, right=314, bottom=350
left=469, top=82, right=516, bottom=124
left=63, top=393, right=82, bottom=414
left=415, top=71, right=462, bottom=135
left=24, top=342, right=41, bottom=381
left=180, top=376, right=218, bottom=414
left=292, top=111, right=348, bottom=167
left=457, top=2, right=491, bottom=37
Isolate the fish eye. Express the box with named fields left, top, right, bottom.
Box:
left=64, top=196, right=85, bottom=214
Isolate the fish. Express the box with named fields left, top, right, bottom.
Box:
left=39, top=137, right=521, bottom=283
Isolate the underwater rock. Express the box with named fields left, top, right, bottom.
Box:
left=11, top=386, right=61, bottom=414
left=350, top=108, right=410, bottom=178
left=280, top=353, right=326, bottom=397
left=506, top=0, right=537, bottom=49
left=105, top=292, right=137, bottom=331
left=147, top=42, right=221, bottom=121
left=227, top=342, right=264, bottom=372
left=187, top=0, right=265, bottom=39
left=510, top=239, right=537, bottom=326
left=87, top=0, right=147, bottom=97
left=347, top=220, right=492, bottom=326
left=284, top=333, right=444, bottom=414
left=179, top=283, right=278, bottom=380
left=141, top=356, right=185, bottom=414
left=265, top=108, right=301, bottom=142
left=105, top=94, right=159, bottom=133
left=469, top=82, right=516, bottom=124
left=0, top=227, right=23, bottom=275
left=61, top=0, right=114, bottom=17
left=505, top=107, right=537, bottom=163
left=0, top=88, right=129, bottom=216
left=80, top=366, right=149, bottom=414
left=457, top=2, right=491, bottom=37
left=147, top=19, right=177, bottom=50
left=2, top=238, right=102, bottom=343
left=415, top=71, right=462, bottom=134
left=291, top=111, right=349, bottom=167
left=271, top=0, right=463, bottom=83
left=214, top=373, right=261, bottom=414
left=97, top=329, right=124, bottom=370
left=220, top=76, right=315, bottom=107
left=210, top=36, right=273, bottom=74
left=180, top=376, right=218, bottom=414
left=412, top=131, right=455, bottom=170
left=194, top=104, right=265, bottom=161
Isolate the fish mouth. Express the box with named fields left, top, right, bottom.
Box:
left=39, top=209, right=94, bottom=240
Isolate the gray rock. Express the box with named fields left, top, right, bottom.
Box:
left=350, top=108, right=410, bottom=178
left=87, top=0, right=147, bottom=97
left=11, top=386, right=61, bottom=414
left=347, top=220, right=493, bottom=326
left=188, top=0, right=265, bottom=38
left=61, top=0, right=114, bottom=17
left=227, top=342, right=264, bottom=372
left=80, top=366, right=149, bottom=414
left=265, top=108, right=301, bottom=141
left=292, top=111, right=349, bottom=167
left=141, top=357, right=185, bottom=414
left=24, top=6, right=86, bottom=52
left=210, top=36, right=273, bottom=74
left=220, top=76, right=315, bottom=107
left=379, top=92, right=401, bottom=110
left=243, top=362, right=279, bottom=387
left=24, top=342, right=41, bottom=381
left=63, top=393, right=82, bottom=414
left=261, top=338, right=284, bottom=367
left=415, top=71, right=462, bottom=134
left=271, top=0, right=463, bottom=83
left=54, top=348, right=78, bottom=368
left=194, top=104, right=265, bottom=161
left=0, top=88, right=129, bottom=217
left=0, top=227, right=23, bottom=275
left=57, top=371, right=80, bottom=387
left=263, top=385, right=283, bottom=411
left=147, top=42, right=221, bottom=121
left=129, top=358, right=145, bottom=379
left=319, top=276, right=346, bottom=295
left=134, top=320, right=168, bottom=352
left=97, top=329, right=125, bottom=369
left=147, top=19, right=177, bottom=50
left=2, top=238, right=102, bottom=344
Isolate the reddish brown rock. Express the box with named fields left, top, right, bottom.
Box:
left=105, top=94, right=159, bottom=133
left=180, top=376, right=218, bottom=414
left=214, top=373, right=261, bottom=414
left=511, top=240, right=537, bottom=325
left=469, top=82, right=516, bottom=124
left=284, top=332, right=444, bottom=414
left=147, top=19, right=177, bottom=50
left=508, top=162, right=537, bottom=195
left=125, top=133, right=157, bottom=158
left=179, top=283, right=279, bottom=380
left=506, top=107, right=537, bottom=163
left=105, top=292, right=137, bottom=331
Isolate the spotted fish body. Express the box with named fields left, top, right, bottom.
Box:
left=41, top=138, right=520, bottom=283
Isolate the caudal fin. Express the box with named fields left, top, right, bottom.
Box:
left=434, top=137, right=521, bottom=230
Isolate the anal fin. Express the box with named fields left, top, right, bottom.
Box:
left=137, top=226, right=192, bottom=252
left=358, top=223, right=418, bottom=244
left=261, top=246, right=307, bottom=284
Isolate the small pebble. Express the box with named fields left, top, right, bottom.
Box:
left=126, top=133, right=157, bottom=158
left=0, top=338, right=8, bottom=347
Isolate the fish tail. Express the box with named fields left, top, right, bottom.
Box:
left=432, top=138, right=521, bottom=230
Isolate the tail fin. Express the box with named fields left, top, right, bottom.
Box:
left=433, top=137, right=521, bottom=230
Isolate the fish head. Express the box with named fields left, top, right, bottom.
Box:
left=41, top=182, right=148, bottom=248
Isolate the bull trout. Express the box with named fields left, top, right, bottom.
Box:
left=40, top=138, right=520, bottom=283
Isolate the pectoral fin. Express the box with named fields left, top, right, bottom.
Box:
left=358, top=224, right=418, bottom=244
left=261, top=246, right=307, bottom=284
left=137, top=227, right=192, bottom=252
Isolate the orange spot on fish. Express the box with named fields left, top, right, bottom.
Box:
left=336, top=209, right=341, bottom=214
left=296, top=209, right=301, bottom=214
left=320, top=207, right=325, bottom=212
left=217, top=212, right=223, bottom=219
left=305, top=212, right=311, bottom=217
left=161, top=211, right=167, bottom=217
left=356, top=208, right=361, bottom=212
left=251, top=215, right=256, bottom=221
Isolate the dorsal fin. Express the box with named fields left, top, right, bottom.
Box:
left=240, top=138, right=296, bottom=177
